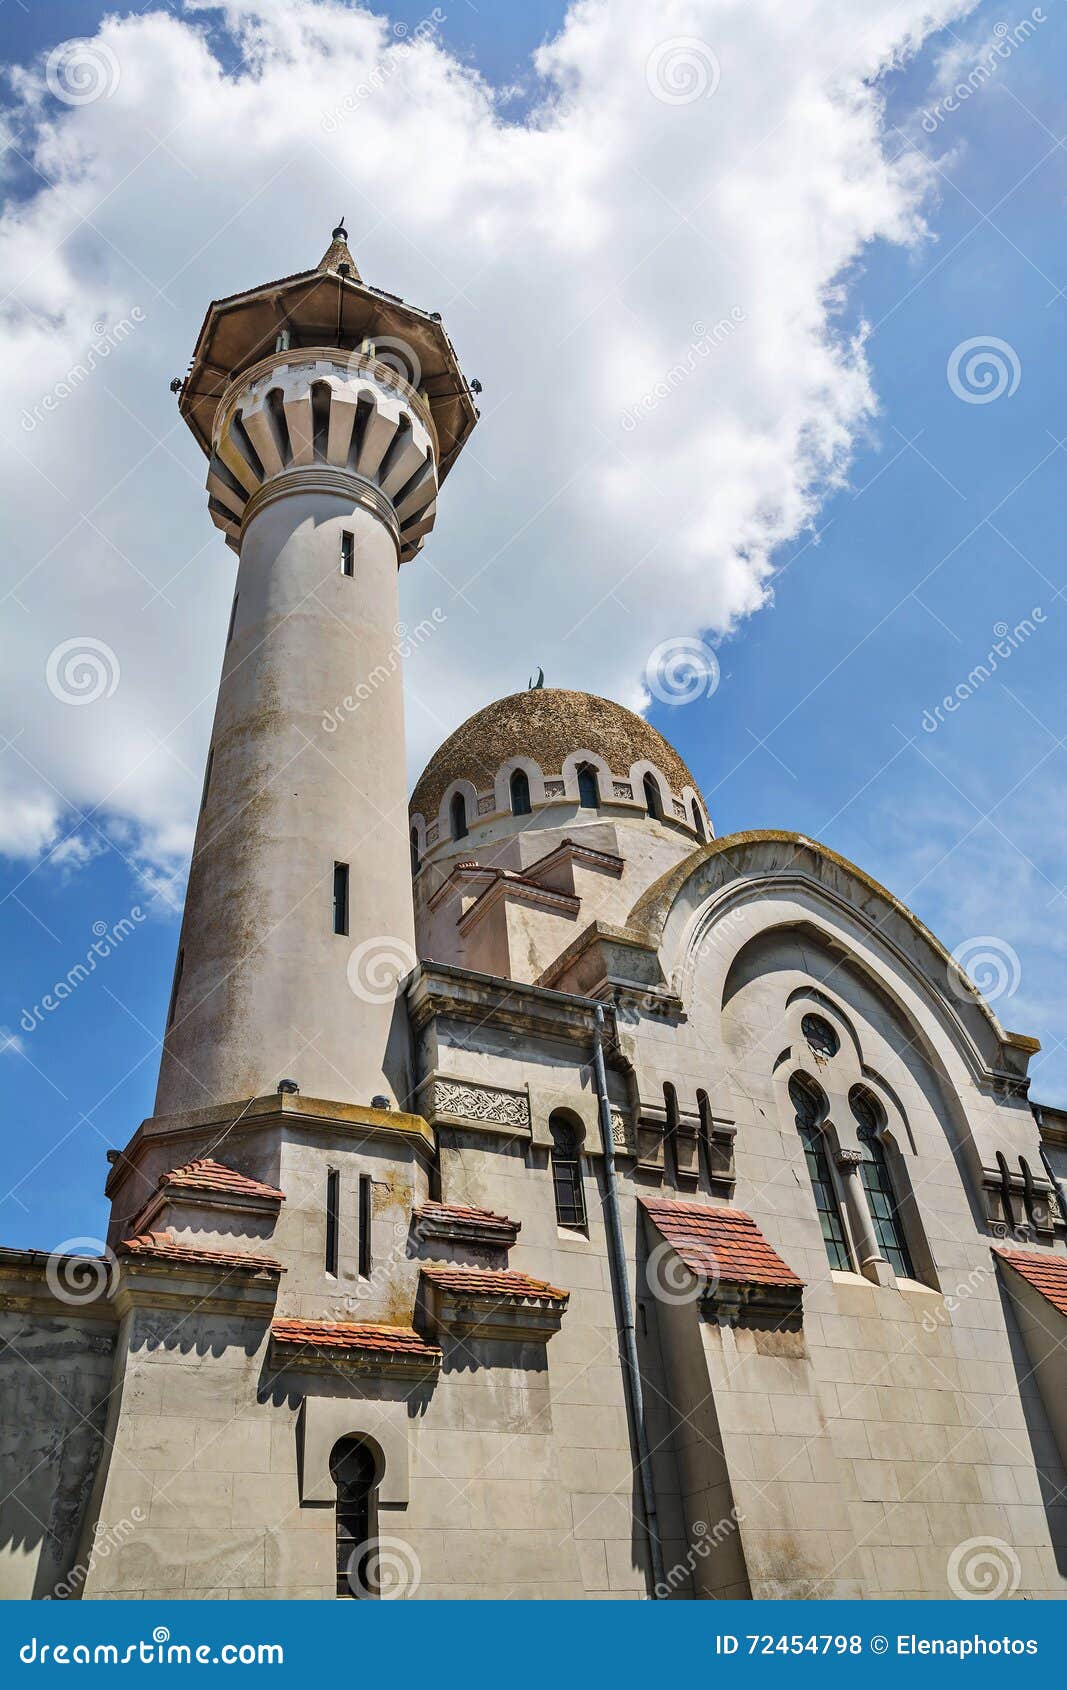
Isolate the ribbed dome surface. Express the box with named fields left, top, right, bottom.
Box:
left=410, top=688, right=698, bottom=820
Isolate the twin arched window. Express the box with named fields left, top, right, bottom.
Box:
left=790, top=1069, right=915, bottom=1281
left=510, top=768, right=531, bottom=816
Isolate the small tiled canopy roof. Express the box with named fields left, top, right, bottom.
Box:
left=414, top=1200, right=520, bottom=1241
left=995, top=1246, right=1067, bottom=1316
left=641, top=1198, right=803, bottom=1289
left=271, top=1319, right=440, bottom=1360
left=117, top=1232, right=283, bottom=1273
left=159, top=1159, right=284, bottom=1203
left=420, top=1263, right=568, bottom=1302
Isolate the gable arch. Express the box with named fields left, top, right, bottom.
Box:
left=628, top=830, right=1027, bottom=1096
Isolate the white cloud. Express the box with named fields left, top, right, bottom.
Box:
left=0, top=0, right=976, bottom=876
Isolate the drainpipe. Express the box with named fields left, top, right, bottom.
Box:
left=591, top=1002, right=667, bottom=1597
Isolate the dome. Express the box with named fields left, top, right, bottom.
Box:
left=410, top=687, right=702, bottom=824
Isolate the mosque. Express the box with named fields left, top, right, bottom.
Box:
left=2, top=228, right=1066, bottom=1601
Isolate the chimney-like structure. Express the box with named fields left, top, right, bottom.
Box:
left=155, top=225, right=477, bottom=1116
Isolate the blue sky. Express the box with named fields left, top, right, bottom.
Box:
left=1, top=0, right=1064, bottom=1249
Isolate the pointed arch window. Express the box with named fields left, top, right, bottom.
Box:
left=576, top=764, right=600, bottom=810
left=643, top=773, right=663, bottom=820
left=790, top=1072, right=850, bottom=1271
left=850, top=1087, right=914, bottom=1280
left=331, top=1438, right=378, bottom=1598
left=510, top=768, right=531, bottom=816
left=549, top=1113, right=587, bottom=1231
left=449, top=791, right=468, bottom=841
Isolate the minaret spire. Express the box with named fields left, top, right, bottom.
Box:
left=318, top=217, right=360, bottom=281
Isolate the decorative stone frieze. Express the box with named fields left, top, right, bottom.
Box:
left=423, top=1076, right=532, bottom=1133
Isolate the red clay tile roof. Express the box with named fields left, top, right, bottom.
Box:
left=116, top=1232, right=283, bottom=1273
left=160, top=1158, right=284, bottom=1203
left=414, top=1200, right=520, bottom=1239
left=995, top=1246, right=1067, bottom=1317
left=270, top=1319, right=440, bottom=1361
left=420, top=1263, right=569, bottom=1302
left=641, top=1198, right=803, bottom=1289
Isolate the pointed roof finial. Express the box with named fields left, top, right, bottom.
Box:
left=318, top=218, right=361, bottom=283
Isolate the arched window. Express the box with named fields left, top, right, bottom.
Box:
left=801, top=1012, right=839, bottom=1058
left=643, top=773, right=663, bottom=820
left=789, top=1073, right=850, bottom=1271
left=692, top=801, right=706, bottom=841
left=576, top=764, right=600, bottom=810
left=449, top=791, right=468, bottom=840
left=510, top=768, right=531, bottom=816
left=409, top=827, right=420, bottom=877
left=549, top=1113, right=586, bottom=1230
left=850, top=1087, right=914, bottom=1280
left=331, top=1438, right=378, bottom=1598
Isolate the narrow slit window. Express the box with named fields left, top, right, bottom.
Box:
left=410, top=827, right=421, bottom=877
left=643, top=773, right=663, bottom=820
left=449, top=791, right=468, bottom=840
left=166, top=947, right=184, bottom=1030
left=333, top=862, right=350, bottom=935
left=200, top=747, right=214, bottom=812
left=226, top=593, right=239, bottom=646
left=325, top=1168, right=340, bottom=1276
left=358, top=1174, right=372, bottom=1276
left=341, top=531, right=355, bottom=577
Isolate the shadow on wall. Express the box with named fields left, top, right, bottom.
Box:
left=997, top=1281, right=1067, bottom=1576
left=0, top=1314, right=115, bottom=1599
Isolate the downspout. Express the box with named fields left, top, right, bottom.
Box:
left=591, top=1002, right=666, bottom=1597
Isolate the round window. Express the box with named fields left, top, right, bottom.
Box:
left=801, top=1012, right=839, bottom=1059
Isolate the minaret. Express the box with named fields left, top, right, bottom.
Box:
left=155, top=224, right=477, bottom=1115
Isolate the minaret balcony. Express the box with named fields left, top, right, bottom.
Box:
left=205, top=345, right=440, bottom=561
